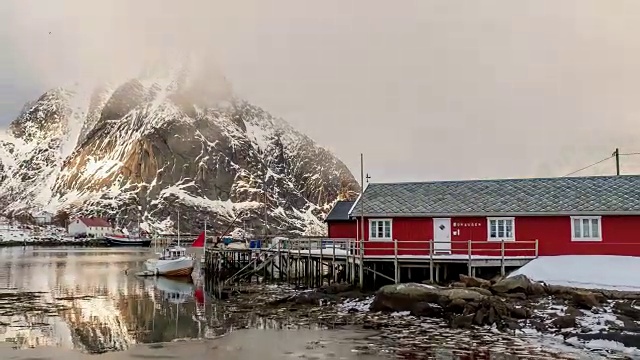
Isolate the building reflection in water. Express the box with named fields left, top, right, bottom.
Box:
left=0, top=247, right=211, bottom=353
left=0, top=246, right=325, bottom=353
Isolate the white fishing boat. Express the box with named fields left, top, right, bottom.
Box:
left=145, top=245, right=195, bottom=276
left=143, top=210, right=206, bottom=277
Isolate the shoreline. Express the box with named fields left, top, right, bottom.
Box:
left=1, top=276, right=636, bottom=358
left=211, top=276, right=640, bottom=358
left=0, top=240, right=109, bottom=248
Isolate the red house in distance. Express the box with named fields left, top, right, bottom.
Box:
left=326, top=175, right=640, bottom=258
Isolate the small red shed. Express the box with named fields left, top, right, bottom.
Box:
left=325, top=200, right=357, bottom=239
left=346, top=175, right=640, bottom=257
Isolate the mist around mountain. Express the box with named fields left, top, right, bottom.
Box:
left=0, top=63, right=360, bottom=236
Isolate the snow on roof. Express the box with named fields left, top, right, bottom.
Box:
left=78, top=217, right=111, bottom=227
left=509, top=255, right=640, bottom=291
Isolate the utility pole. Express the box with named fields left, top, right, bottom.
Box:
left=204, top=217, right=207, bottom=248
left=613, top=148, right=620, bottom=175
left=263, top=183, right=268, bottom=240
left=359, top=153, right=365, bottom=288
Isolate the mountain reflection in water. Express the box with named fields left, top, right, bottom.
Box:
left=0, top=246, right=296, bottom=354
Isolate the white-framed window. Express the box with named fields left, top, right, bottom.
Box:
left=487, top=217, right=515, bottom=241
left=571, top=216, right=602, bottom=241
left=369, top=219, right=392, bottom=240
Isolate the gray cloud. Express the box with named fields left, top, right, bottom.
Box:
left=0, top=0, right=639, bottom=181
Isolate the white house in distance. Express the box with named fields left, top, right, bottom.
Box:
left=68, top=217, right=112, bottom=237
left=35, top=211, right=54, bottom=225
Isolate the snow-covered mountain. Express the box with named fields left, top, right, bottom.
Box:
left=0, top=64, right=360, bottom=235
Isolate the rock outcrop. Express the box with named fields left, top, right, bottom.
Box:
left=369, top=281, right=531, bottom=330
left=367, top=274, right=640, bottom=332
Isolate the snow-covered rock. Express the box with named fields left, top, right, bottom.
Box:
left=0, top=63, right=360, bottom=235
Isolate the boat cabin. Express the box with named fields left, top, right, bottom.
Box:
left=162, top=291, right=189, bottom=304
left=160, top=246, right=186, bottom=260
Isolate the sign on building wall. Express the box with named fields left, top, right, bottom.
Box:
left=453, top=222, right=482, bottom=227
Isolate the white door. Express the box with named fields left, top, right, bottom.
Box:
left=433, top=218, right=452, bottom=253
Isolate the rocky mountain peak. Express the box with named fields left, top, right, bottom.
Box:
left=10, top=88, right=73, bottom=142
left=0, top=66, right=359, bottom=236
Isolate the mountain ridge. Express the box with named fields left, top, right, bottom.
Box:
left=0, top=66, right=359, bottom=236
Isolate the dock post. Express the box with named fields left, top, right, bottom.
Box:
left=332, top=241, right=336, bottom=284
left=429, top=240, right=434, bottom=282
left=296, top=241, right=301, bottom=287
left=358, top=235, right=364, bottom=289
left=349, top=240, right=355, bottom=285
left=373, top=262, right=377, bottom=288
left=394, top=239, right=399, bottom=284
left=271, top=240, right=275, bottom=282
left=254, top=248, right=258, bottom=284
left=467, top=240, right=472, bottom=277
left=351, top=240, right=356, bottom=285
left=277, top=239, right=282, bottom=282
left=319, top=239, right=324, bottom=286
left=345, top=240, right=349, bottom=283
left=500, top=240, right=505, bottom=277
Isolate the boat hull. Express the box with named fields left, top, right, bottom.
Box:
left=145, top=257, right=194, bottom=277
left=105, top=236, right=152, bottom=247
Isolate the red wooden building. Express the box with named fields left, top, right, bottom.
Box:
left=325, top=200, right=357, bottom=239
left=326, top=175, right=640, bottom=257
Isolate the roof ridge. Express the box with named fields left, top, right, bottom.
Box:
left=368, top=174, right=640, bottom=186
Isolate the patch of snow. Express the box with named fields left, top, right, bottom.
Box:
left=528, top=334, right=608, bottom=359
left=565, top=337, right=640, bottom=357
left=338, top=296, right=373, bottom=313
left=510, top=255, right=640, bottom=291
left=157, top=183, right=262, bottom=218
left=390, top=311, right=411, bottom=317
left=395, top=283, right=436, bottom=290
left=81, top=158, right=122, bottom=179
left=578, top=306, right=623, bottom=332
left=244, top=121, right=272, bottom=152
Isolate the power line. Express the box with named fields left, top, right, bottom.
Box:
left=620, top=152, right=640, bottom=156
left=564, top=155, right=614, bottom=177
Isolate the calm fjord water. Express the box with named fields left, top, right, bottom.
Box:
left=0, top=246, right=388, bottom=360
left=0, top=246, right=215, bottom=352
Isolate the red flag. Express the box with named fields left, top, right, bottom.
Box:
left=191, top=231, right=205, bottom=248
left=194, top=287, right=205, bottom=304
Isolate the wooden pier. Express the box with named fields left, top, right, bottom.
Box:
left=203, top=238, right=539, bottom=290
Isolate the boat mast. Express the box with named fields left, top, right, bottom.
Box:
left=177, top=209, right=180, bottom=247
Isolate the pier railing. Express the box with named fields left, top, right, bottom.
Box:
left=277, top=238, right=538, bottom=281
left=360, top=239, right=539, bottom=258
left=250, top=238, right=539, bottom=259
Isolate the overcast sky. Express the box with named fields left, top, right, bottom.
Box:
left=1, top=0, right=639, bottom=182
